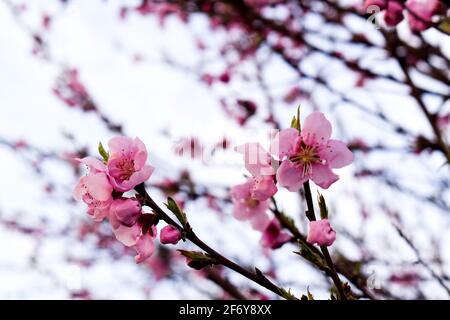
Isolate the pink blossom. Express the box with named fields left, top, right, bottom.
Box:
left=251, top=175, right=277, bottom=201
left=230, top=179, right=270, bottom=231
left=112, top=223, right=142, bottom=246
left=110, top=198, right=142, bottom=227
left=107, top=136, right=154, bottom=192
left=271, top=112, right=353, bottom=190
left=406, top=0, right=442, bottom=32
left=160, top=225, right=182, bottom=244
left=260, top=218, right=291, bottom=249
left=73, top=157, right=113, bottom=222
left=384, top=1, right=404, bottom=26
left=112, top=222, right=157, bottom=263
left=307, top=219, right=336, bottom=246
left=135, top=229, right=157, bottom=263
left=234, top=141, right=277, bottom=200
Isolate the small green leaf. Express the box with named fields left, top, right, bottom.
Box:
left=178, top=250, right=217, bottom=270
left=317, top=192, right=328, bottom=219
left=277, top=287, right=296, bottom=300
left=165, top=197, right=187, bottom=227
left=290, top=105, right=301, bottom=132
left=98, top=142, right=109, bottom=163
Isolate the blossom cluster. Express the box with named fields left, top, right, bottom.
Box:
left=364, top=0, right=444, bottom=32
left=73, top=112, right=352, bottom=265
left=73, top=137, right=181, bottom=263
left=231, top=111, right=353, bottom=248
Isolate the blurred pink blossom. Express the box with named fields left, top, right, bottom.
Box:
left=230, top=179, right=270, bottom=231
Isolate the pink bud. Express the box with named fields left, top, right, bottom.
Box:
left=384, top=0, right=404, bottom=27
left=307, top=219, right=336, bottom=246
left=160, top=225, right=182, bottom=245
left=110, top=198, right=141, bottom=227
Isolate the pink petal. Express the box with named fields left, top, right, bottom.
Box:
left=135, top=232, right=156, bottom=263
left=73, top=176, right=87, bottom=201
left=230, top=180, right=252, bottom=201
left=251, top=176, right=277, bottom=201
left=133, top=137, right=148, bottom=169
left=301, top=112, right=332, bottom=147
left=108, top=136, right=133, bottom=157
left=232, top=202, right=253, bottom=220
left=250, top=212, right=270, bottom=231
left=270, top=128, right=299, bottom=159
left=85, top=173, right=113, bottom=201
left=112, top=223, right=141, bottom=247
left=111, top=165, right=154, bottom=192
left=111, top=198, right=141, bottom=227
left=319, top=139, right=354, bottom=169
left=310, top=163, right=339, bottom=189
left=127, top=165, right=154, bottom=188
left=276, top=160, right=307, bottom=192
left=87, top=199, right=112, bottom=222
left=78, top=156, right=106, bottom=172
left=235, top=143, right=274, bottom=176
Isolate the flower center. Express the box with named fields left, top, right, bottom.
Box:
left=289, top=144, right=322, bottom=175
left=116, top=159, right=135, bottom=181
left=245, top=198, right=259, bottom=208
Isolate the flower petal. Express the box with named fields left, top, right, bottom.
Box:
left=251, top=176, right=277, bottom=201
left=232, top=202, right=252, bottom=220
left=112, top=223, right=141, bottom=247
left=78, top=156, right=106, bottom=172
left=270, top=128, right=299, bottom=159
left=73, top=176, right=87, bottom=201
left=310, top=163, right=339, bottom=189
left=319, top=139, right=354, bottom=169
left=133, top=137, right=148, bottom=169
left=128, top=165, right=154, bottom=188
left=301, top=112, right=332, bottom=147
left=230, top=180, right=252, bottom=201
left=85, top=173, right=113, bottom=201
left=276, top=160, right=307, bottom=192
left=250, top=212, right=270, bottom=231
left=135, top=230, right=157, bottom=263
left=108, top=136, right=133, bottom=157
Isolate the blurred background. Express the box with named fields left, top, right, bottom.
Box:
left=0, top=0, right=449, bottom=299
